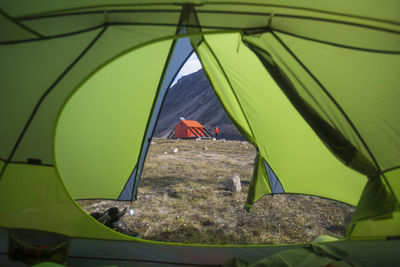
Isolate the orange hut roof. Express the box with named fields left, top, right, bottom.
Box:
left=180, top=120, right=204, bottom=128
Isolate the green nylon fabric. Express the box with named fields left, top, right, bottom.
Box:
left=22, top=11, right=181, bottom=37
left=224, top=243, right=358, bottom=267
left=11, top=25, right=177, bottom=166
left=349, top=211, right=400, bottom=239
left=242, top=33, right=379, bottom=176
left=0, top=161, right=4, bottom=175
left=2, top=0, right=400, bottom=25
left=245, top=154, right=271, bottom=210
left=276, top=32, right=400, bottom=172
left=244, top=36, right=380, bottom=178
left=347, top=176, right=400, bottom=238
left=385, top=169, right=400, bottom=202
left=0, top=12, right=38, bottom=42
left=0, top=29, right=102, bottom=162
left=197, top=33, right=366, bottom=206
left=0, top=164, right=132, bottom=240
left=192, top=38, right=255, bottom=144
left=55, top=40, right=172, bottom=199
left=242, top=29, right=400, bottom=235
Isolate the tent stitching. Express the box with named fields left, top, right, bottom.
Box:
left=0, top=24, right=105, bottom=45
left=0, top=26, right=107, bottom=181
left=200, top=39, right=258, bottom=143
left=270, top=30, right=382, bottom=173
left=382, top=166, right=400, bottom=174
left=18, top=8, right=400, bottom=35
left=273, top=29, right=400, bottom=54
left=204, top=2, right=400, bottom=25
left=0, top=8, right=43, bottom=38
left=0, top=23, right=266, bottom=46
left=12, top=2, right=400, bottom=26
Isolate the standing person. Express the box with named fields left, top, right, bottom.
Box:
left=214, top=127, right=219, bottom=139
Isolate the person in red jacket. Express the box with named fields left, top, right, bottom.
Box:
left=214, top=127, right=219, bottom=139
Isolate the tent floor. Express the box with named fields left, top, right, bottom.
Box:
left=1, top=228, right=400, bottom=266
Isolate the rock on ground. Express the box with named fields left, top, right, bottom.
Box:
left=224, top=174, right=242, bottom=192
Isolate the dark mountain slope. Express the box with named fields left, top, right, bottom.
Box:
left=153, top=69, right=244, bottom=140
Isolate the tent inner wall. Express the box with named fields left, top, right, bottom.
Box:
left=0, top=29, right=103, bottom=164
left=193, top=33, right=367, bottom=206
left=55, top=39, right=173, bottom=199
left=0, top=164, right=134, bottom=240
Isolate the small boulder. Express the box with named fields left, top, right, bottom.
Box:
left=203, top=146, right=208, bottom=151
left=151, top=141, right=156, bottom=145
left=344, top=209, right=355, bottom=226
left=172, top=148, right=178, bottom=153
left=224, top=174, right=242, bottom=192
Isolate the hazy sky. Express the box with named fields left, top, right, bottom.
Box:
left=170, top=52, right=202, bottom=87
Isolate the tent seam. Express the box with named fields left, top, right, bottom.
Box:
left=0, top=26, right=107, bottom=181
left=0, top=23, right=263, bottom=45
left=0, top=8, right=43, bottom=38
left=0, top=24, right=106, bottom=45
left=382, top=165, right=400, bottom=174
left=273, top=29, right=400, bottom=54
left=18, top=9, right=400, bottom=36
left=12, top=2, right=400, bottom=26
left=269, top=30, right=382, bottom=173
left=204, top=2, right=400, bottom=26
left=201, top=39, right=258, bottom=144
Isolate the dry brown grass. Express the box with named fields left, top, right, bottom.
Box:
left=78, top=138, right=354, bottom=245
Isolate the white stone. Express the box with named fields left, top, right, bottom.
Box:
left=173, top=148, right=178, bottom=153
left=224, top=174, right=242, bottom=192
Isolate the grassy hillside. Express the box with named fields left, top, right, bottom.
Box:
left=78, top=138, right=354, bottom=245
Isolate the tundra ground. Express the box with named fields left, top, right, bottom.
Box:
left=78, top=138, right=354, bottom=245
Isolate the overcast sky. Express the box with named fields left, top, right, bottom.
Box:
left=170, top=52, right=202, bottom=87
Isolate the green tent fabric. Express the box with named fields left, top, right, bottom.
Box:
left=223, top=243, right=359, bottom=267
left=1, top=0, right=400, bottom=265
